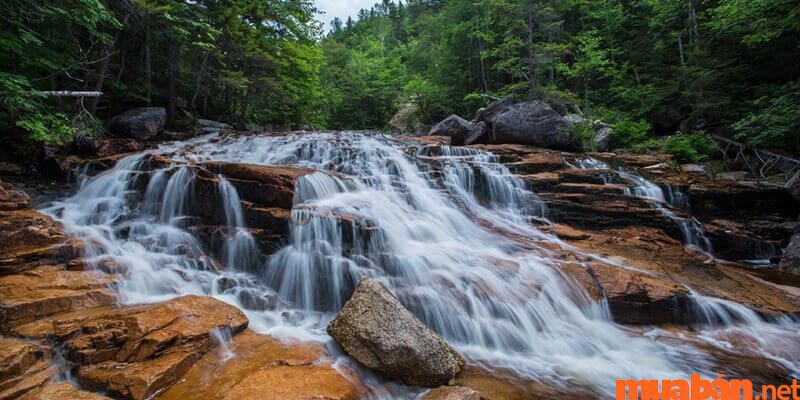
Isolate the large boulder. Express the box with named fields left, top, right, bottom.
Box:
left=473, top=95, right=517, bottom=125
left=108, top=108, right=166, bottom=141
left=490, top=101, right=573, bottom=149
left=428, top=115, right=472, bottom=146
left=464, top=121, right=488, bottom=145
left=779, top=234, right=800, bottom=276
left=326, top=278, right=463, bottom=387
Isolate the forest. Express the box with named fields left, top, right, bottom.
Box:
left=1, top=0, right=799, bottom=159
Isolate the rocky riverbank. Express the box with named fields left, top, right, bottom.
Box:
left=1, top=129, right=799, bottom=399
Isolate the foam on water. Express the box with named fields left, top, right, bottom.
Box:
left=43, top=132, right=800, bottom=396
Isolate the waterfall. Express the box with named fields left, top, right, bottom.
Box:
left=572, top=157, right=713, bottom=253
left=43, top=132, right=800, bottom=397
left=218, top=176, right=260, bottom=272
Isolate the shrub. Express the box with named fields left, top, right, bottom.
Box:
left=663, top=131, right=716, bottom=163
left=572, top=121, right=596, bottom=151
left=733, top=81, right=800, bottom=154
left=611, top=119, right=651, bottom=148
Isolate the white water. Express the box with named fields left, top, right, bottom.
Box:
left=571, top=157, right=714, bottom=253
left=43, top=132, right=800, bottom=396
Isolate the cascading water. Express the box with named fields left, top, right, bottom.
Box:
left=43, top=132, right=800, bottom=397
left=571, top=157, right=713, bottom=253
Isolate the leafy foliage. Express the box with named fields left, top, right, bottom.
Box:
left=663, top=132, right=716, bottom=163
left=319, top=0, right=800, bottom=155
left=733, top=81, right=800, bottom=153
left=611, top=119, right=651, bottom=149
left=1, top=0, right=324, bottom=147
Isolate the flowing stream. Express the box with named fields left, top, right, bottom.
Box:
left=43, top=132, right=799, bottom=397
left=570, top=157, right=714, bottom=253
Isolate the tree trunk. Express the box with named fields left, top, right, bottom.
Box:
left=527, top=8, right=537, bottom=93
left=88, top=49, right=111, bottom=115
left=478, top=39, right=488, bottom=93
left=145, top=15, right=152, bottom=105
left=167, top=38, right=178, bottom=118
left=192, top=54, right=209, bottom=109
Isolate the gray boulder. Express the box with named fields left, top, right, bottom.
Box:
left=464, top=121, right=488, bottom=145
left=779, top=234, right=800, bottom=276
left=429, top=115, right=472, bottom=145
left=327, top=278, right=463, bottom=387
left=491, top=101, right=573, bottom=149
left=592, top=124, right=613, bottom=152
left=108, top=107, right=166, bottom=141
left=474, top=95, right=517, bottom=125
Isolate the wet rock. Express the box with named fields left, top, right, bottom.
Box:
left=0, top=209, right=77, bottom=274
left=5, top=295, right=248, bottom=400
left=590, top=263, right=692, bottom=325
left=507, top=152, right=565, bottom=174
left=464, top=121, right=488, bottom=145
left=161, top=330, right=358, bottom=400
left=108, top=108, right=166, bottom=141
left=0, top=268, right=118, bottom=325
left=0, top=181, right=31, bottom=211
left=466, top=143, right=542, bottom=163
left=242, top=205, right=291, bottom=235
left=595, top=153, right=672, bottom=168
left=0, top=337, right=56, bottom=399
left=422, top=386, right=480, bottom=400
left=491, top=101, right=573, bottom=149
left=779, top=234, right=800, bottom=276
left=78, top=351, right=200, bottom=400
left=19, top=382, right=112, bottom=400
left=406, top=136, right=452, bottom=146
left=327, top=278, right=463, bottom=387
left=473, top=95, right=517, bottom=125
left=428, top=115, right=472, bottom=146
left=0, top=337, right=39, bottom=381
left=203, top=162, right=314, bottom=209
left=237, top=289, right=278, bottom=311
left=221, top=366, right=356, bottom=400
left=95, top=139, right=144, bottom=158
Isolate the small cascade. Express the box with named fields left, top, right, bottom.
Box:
left=687, top=294, right=800, bottom=374
left=218, top=176, right=260, bottom=272
left=573, top=157, right=713, bottom=253
left=209, top=326, right=236, bottom=362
